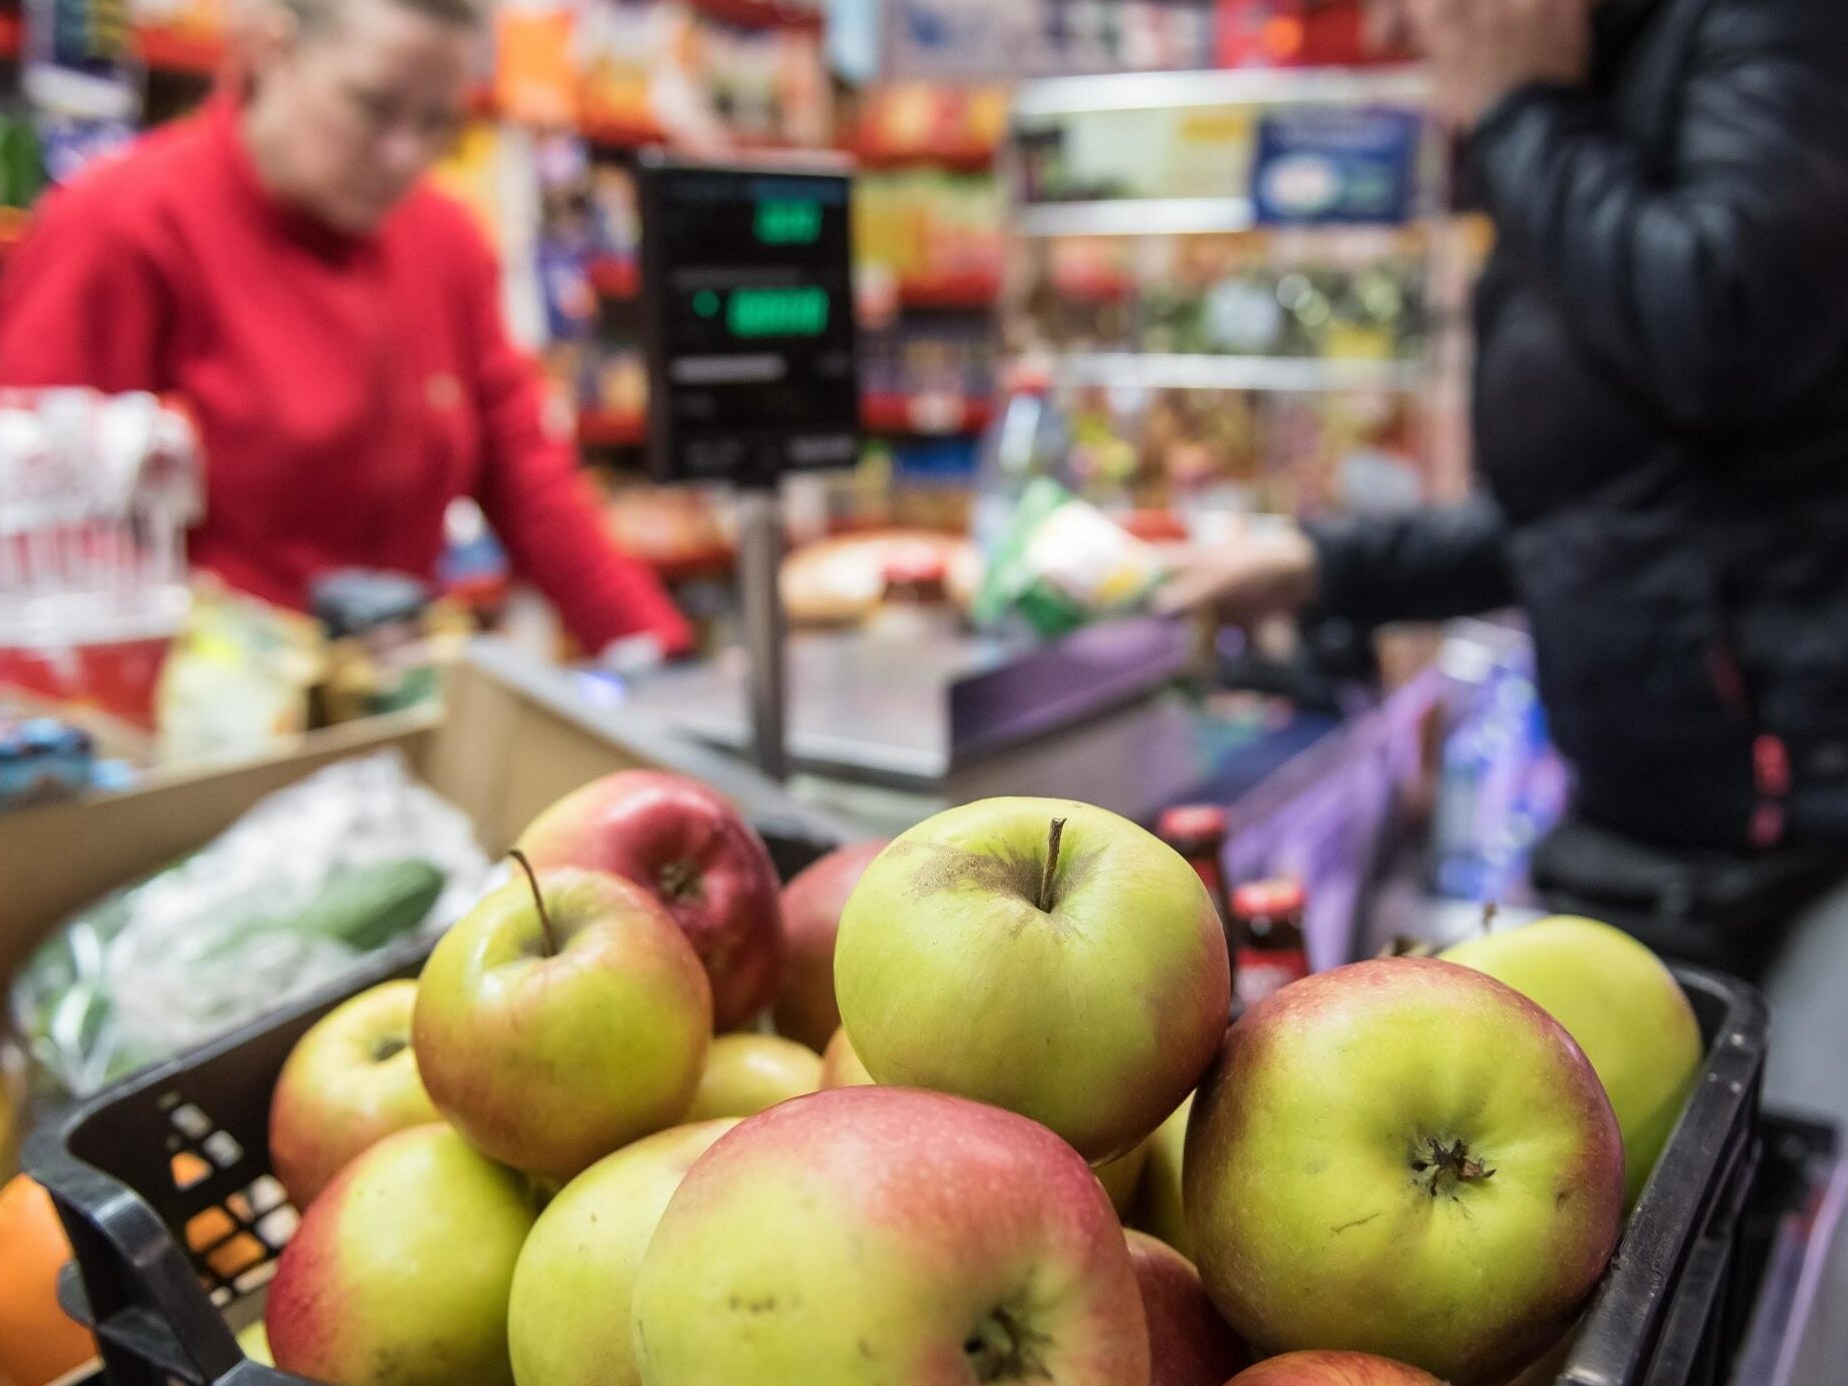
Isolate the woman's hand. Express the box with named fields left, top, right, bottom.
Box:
left=1154, top=523, right=1320, bottom=626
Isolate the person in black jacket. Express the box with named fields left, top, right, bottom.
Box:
left=1165, top=0, right=1848, bottom=1126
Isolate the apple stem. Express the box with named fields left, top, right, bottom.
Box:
left=1480, top=900, right=1499, bottom=937
left=1038, top=817, right=1067, bottom=913
left=508, top=849, right=561, bottom=957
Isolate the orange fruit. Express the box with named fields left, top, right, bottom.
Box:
left=0, top=1175, right=97, bottom=1386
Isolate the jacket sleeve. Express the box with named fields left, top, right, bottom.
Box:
left=1306, top=496, right=1515, bottom=626
left=461, top=235, right=693, bottom=658
left=0, top=193, right=170, bottom=390
left=1468, top=0, right=1848, bottom=430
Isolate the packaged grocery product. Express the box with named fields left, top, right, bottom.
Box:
left=9, top=751, right=489, bottom=1098
left=972, top=477, right=1166, bottom=636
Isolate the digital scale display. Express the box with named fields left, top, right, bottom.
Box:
left=638, top=159, right=860, bottom=486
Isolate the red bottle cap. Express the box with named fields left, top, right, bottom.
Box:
left=1157, top=805, right=1229, bottom=844
left=1232, top=879, right=1306, bottom=920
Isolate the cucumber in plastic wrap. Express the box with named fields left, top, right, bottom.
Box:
left=13, top=856, right=444, bottom=1098
left=7, top=750, right=488, bottom=1101
left=199, top=858, right=444, bottom=960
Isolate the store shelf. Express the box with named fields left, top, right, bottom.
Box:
left=578, top=110, right=667, bottom=150
left=895, top=271, right=1001, bottom=311
left=688, top=0, right=823, bottom=32
left=862, top=393, right=994, bottom=437
left=1012, top=65, right=1429, bottom=119
left=587, top=258, right=639, bottom=299
left=578, top=409, right=648, bottom=448
left=855, top=141, right=998, bottom=175
left=0, top=207, right=27, bottom=261
left=1049, top=353, right=1429, bottom=394
left=136, top=24, right=226, bottom=76
left=650, top=546, right=737, bottom=582
left=0, top=17, right=228, bottom=74
left=1019, top=198, right=1259, bottom=238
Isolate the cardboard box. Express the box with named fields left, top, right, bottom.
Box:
left=0, top=639, right=850, bottom=985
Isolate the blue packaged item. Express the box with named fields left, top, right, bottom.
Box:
left=0, top=713, right=94, bottom=811
left=1252, top=106, right=1421, bottom=227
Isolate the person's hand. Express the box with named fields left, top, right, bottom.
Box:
left=1403, top=0, right=1593, bottom=129
left=599, top=632, right=669, bottom=675
left=1154, top=523, right=1320, bottom=626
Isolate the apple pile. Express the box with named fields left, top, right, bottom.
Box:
left=254, top=782, right=1705, bottom=1386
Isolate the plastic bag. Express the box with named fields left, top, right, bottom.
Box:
left=10, top=750, right=491, bottom=1099
left=971, top=477, right=1168, bottom=637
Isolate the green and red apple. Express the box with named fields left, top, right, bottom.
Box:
left=1227, top=1350, right=1443, bottom=1385
left=774, top=839, right=890, bottom=1050
left=834, top=797, right=1230, bottom=1161
left=518, top=770, right=784, bottom=1030
left=413, top=862, right=712, bottom=1182
left=818, top=1026, right=875, bottom=1089
left=1096, top=1138, right=1151, bottom=1217
left=507, top=1119, right=739, bottom=1386
left=1126, top=1230, right=1249, bottom=1386
left=269, top=980, right=439, bottom=1206
left=266, top=1125, right=537, bottom=1386
left=1442, top=915, right=1703, bottom=1206
left=1186, top=958, right=1623, bottom=1385
left=631, top=1086, right=1149, bottom=1385
left=685, top=1034, right=822, bottom=1121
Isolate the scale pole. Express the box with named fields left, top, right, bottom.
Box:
left=736, top=485, right=789, bottom=780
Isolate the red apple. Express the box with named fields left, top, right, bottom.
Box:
left=630, top=1086, right=1149, bottom=1385
left=773, top=839, right=890, bottom=1050
left=518, top=770, right=784, bottom=1029
left=1125, top=1230, right=1250, bottom=1386
left=269, top=980, right=439, bottom=1207
left=1226, top=1350, right=1443, bottom=1385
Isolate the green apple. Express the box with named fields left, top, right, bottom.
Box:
left=1125, top=1230, right=1249, bottom=1386
left=236, top=1318, right=273, bottom=1367
left=1130, top=1093, right=1193, bottom=1256
left=631, top=1086, right=1149, bottom=1385
left=266, top=1125, right=537, bottom=1386
left=835, top=798, right=1230, bottom=1162
left=1441, top=915, right=1704, bottom=1207
left=269, top=980, right=439, bottom=1206
left=1226, top=1351, right=1443, bottom=1385
left=413, top=861, right=712, bottom=1182
left=1096, top=1138, right=1150, bottom=1217
left=507, top=1119, right=738, bottom=1386
left=1186, top=959, right=1623, bottom=1386
left=685, top=1034, right=822, bottom=1120
left=818, top=1026, right=874, bottom=1088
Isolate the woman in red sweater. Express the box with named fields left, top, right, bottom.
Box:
left=0, top=0, right=692, bottom=660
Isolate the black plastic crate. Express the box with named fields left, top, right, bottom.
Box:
left=1558, top=968, right=1769, bottom=1386
left=29, top=945, right=1771, bottom=1386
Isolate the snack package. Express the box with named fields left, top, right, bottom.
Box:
left=9, top=751, right=490, bottom=1099
left=972, top=477, right=1167, bottom=637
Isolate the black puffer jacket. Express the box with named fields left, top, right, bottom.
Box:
left=1311, top=0, right=1848, bottom=851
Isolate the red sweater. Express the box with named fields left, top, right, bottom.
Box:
left=0, top=98, right=690, bottom=655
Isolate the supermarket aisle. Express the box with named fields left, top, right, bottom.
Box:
left=1763, top=882, right=1848, bottom=1136
left=1762, top=881, right=1848, bottom=1383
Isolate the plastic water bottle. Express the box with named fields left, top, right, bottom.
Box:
left=970, top=363, right=1070, bottom=565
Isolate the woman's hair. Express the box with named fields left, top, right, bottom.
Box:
left=274, top=0, right=486, bottom=35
